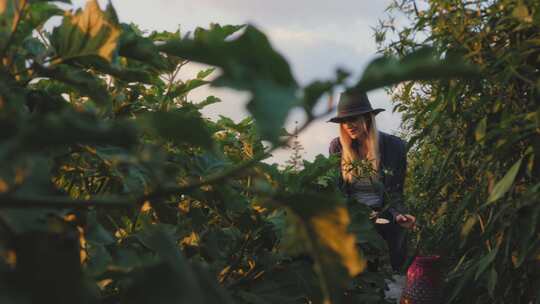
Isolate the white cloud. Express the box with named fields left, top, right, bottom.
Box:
left=66, top=0, right=402, bottom=165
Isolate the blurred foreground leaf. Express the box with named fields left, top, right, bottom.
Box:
left=51, top=0, right=120, bottom=62
left=353, top=47, right=479, bottom=92
left=158, top=24, right=298, bottom=143
left=278, top=192, right=366, bottom=304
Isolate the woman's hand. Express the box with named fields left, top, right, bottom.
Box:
left=395, top=214, right=416, bottom=229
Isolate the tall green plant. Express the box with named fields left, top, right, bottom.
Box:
left=0, top=1, right=477, bottom=303
left=376, top=0, right=539, bottom=303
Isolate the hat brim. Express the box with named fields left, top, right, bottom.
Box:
left=327, top=108, right=385, bottom=123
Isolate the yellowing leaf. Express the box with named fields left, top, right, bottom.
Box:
left=0, top=178, right=8, bottom=193
left=309, top=206, right=366, bottom=277
left=513, top=3, right=532, bottom=23
left=475, top=117, right=487, bottom=142
left=281, top=192, right=367, bottom=304
left=460, top=215, right=477, bottom=239
left=486, top=158, right=522, bottom=205
left=51, top=0, right=120, bottom=62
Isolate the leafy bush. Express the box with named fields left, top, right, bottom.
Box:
left=376, top=0, right=539, bottom=303
left=0, top=1, right=477, bottom=303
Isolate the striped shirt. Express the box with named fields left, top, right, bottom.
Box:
left=350, top=176, right=382, bottom=208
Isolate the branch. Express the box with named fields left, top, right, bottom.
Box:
left=0, top=103, right=335, bottom=210
left=1, top=0, right=29, bottom=59
left=0, top=195, right=133, bottom=209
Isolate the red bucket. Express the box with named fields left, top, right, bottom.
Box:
left=400, top=255, right=443, bottom=304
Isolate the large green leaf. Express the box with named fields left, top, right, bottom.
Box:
left=475, top=247, right=499, bottom=280
left=33, top=63, right=110, bottom=105
left=18, top=109, right=138, bottom=149
left=275, top=191, right=366, bottom=304
left=140, top=106, right=214, bottom=149
left=128, top=223, right=234, bottom=304
left=8, top=1, right=63, bottom=47
left=157, top=24, right=298, bottom=143
left=50, top=0, right=120, bottom=62
left=302, top=69, right=349, bottom=117
left=117, top=23, right=168, bottom=70
left=486, top=157, right=522, bottom=205
left=352, top=47, right=480, bottom=92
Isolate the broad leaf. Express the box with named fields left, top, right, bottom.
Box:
left=302, top=69, right=349, bottom=117
left=276, top=191, right=366, bottom=304
left=140, top=106, right=213, bottom=149
left=117, top=23, right=168, bottom=70
left=475, top=247, right=498, bottom=280
left=486, top=157, right=522, bottom=204
left=10, top=2, right=63, bottom=45
left=157, top=25, right=298, bottom=143
left=51, top=0, right=120, bottom=62
left=34, top=63, right=110, bottom=105
left=0, top=0, right=25, bottom=50
left=352, top=47, right=479, bottom=92
left=19, top=109, right=138, bottom=149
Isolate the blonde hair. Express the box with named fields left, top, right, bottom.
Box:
left=339, top=113, right=380, bottom=183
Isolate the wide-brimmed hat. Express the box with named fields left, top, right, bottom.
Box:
left=327, top=91, right=385, bottom=123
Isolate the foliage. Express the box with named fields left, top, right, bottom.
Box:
left=0, top=0, right=477, bottom=303
left=284, top=121, right=305, bottom=172
left=376, top=0, right=540, bottom=303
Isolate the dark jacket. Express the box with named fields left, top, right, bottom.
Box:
left=328, top=131, right=408, bottom=220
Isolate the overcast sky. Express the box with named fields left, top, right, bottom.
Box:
left=71, top=0, right=403, bottom=165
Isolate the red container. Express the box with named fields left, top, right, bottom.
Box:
left=400, top=255, right=443, bottom=304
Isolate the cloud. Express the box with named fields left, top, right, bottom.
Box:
left=67, top=0, right=402, bottom=165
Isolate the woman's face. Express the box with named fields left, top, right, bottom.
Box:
left=341, top=115, right=370, bottom=140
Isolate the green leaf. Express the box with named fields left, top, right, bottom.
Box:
left=170, top=78, right=210, bottom=98
left=50, top=0, right=120, bottom=62
left=127, top=223, right=225, bottom=304
left=34, top=63, right=110, bottom=105
left=195, top=95, right=221, bottom=109
left=11, top=2, right=63, bottom=45
left=448, top=267, right=475, bottom=303
left=353, top=47, right=479, bottom=92
left=193, top=23, right=244, bottom=43
left=19, top=109, right=138, bottom=149
left=347, top=204, right=386, bottom=251
left=236, top=260, right=321, bottom=304
left=246, top=81, right=298, bottom=143
left=486, top=158, right=522, bottom=204
left=141, top=106, right=213, bottom=149
left=302, top=69, right=349, bottom=116
left=475, top=247, right=498, bottom=280
left=0, top=0, right=25, bottom=50
left=85, top=57, right=153, bottom=83
left=196, top=67, right=215, bottom=79
left=117, top=23, right=168, bottom=69
left=157, top=24, right=298, bottom=143
left=276, top=191, right=366, bottom=304
left=0, top=157, right=63, bottom=234
left=22, top=37, right=46, bottom=57
left=487, top=267, right=497, bottom=297
left=86, top=211, right=114, bottom=245
left=475, top=117, right=487, bottom=142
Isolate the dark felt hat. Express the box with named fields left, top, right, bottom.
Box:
left=327, top=91, right=385, bottom=123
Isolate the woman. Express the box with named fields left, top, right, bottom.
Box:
left=328, top=90, right=415, bottom=273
